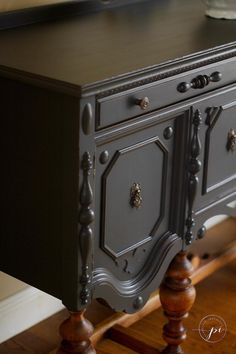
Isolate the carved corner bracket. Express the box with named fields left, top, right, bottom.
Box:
left=202, top=106, right=223, bottom=194
left=78, top=152, right=95, bottom=306
left=185, top=109, right=202, bottom=245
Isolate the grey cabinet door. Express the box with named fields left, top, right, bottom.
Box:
left=92, top=110, right=184, bottom=313
left=194, top=84, right=236, bottom=212
left=184, top=84, right=236, bottom=239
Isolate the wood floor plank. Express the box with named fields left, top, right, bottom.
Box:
left=96, top=339, right=138, bottom=354
left=126, top=260, right=236, bottom=354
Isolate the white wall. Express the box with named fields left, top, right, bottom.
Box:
left=0, top=273, right=64, bottom=343
left=204, top=215, right=228, bottom=229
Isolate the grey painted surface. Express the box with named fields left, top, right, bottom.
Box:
left=0, top=0, right=236, bottom=313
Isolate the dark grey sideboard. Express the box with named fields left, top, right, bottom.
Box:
left=0, top=0, right=236, bottom=353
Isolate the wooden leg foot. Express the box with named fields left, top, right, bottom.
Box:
left=56, top=310, right=96, bottom=354
left=160, top=251, right=196, bottom=354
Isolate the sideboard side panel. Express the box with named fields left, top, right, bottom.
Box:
left=0, top=77, right=80, bottom=307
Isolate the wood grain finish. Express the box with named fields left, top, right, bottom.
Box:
left=108, top=325, right=160, bottom=354
left=57, top=311, right=96, bottom=354
left=159, top=252, right=196, bottom=354
left=0, top=0, right=236, bottom=88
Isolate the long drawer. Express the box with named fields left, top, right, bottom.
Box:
left=96, top=57, right=236, bottom=129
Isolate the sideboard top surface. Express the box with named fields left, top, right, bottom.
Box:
left=0, top=0, right=236, bottom=90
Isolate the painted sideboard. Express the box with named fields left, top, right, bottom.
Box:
left=0, top=0, right=236, bottom=352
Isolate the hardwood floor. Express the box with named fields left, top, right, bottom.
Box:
left=0, top=259, right=235, bottom=354
left=108, top=259, right=236, bottom=354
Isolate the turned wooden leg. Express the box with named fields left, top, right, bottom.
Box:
left=159, top=251, right=196, bottom=354
left=57, top=310, right=96, bottom=354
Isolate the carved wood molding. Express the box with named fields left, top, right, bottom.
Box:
left=185, top=109, right=202, bottom=245
left=79, top=152, right=95, bottom=306
left=95, top=48, right=236, bottom=99
left=93, top=232, right=181, bottom=299
left=202, top=106, right=223, bottom=194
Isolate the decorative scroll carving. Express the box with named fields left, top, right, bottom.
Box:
left=93, top=232, right=181, bottom=297
left=121, top=247, right=147, bottom=274
left=202, top=106, right=223, bottom=194
left=79, top=152, right=95, bottom=306
left=205, top=106, right=222, bottom=127
left=185, top=109, right=202, bottom=245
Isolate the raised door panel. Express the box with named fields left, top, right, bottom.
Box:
left=101, top=136, right=167, bottom=258
left=202, top=103, right=236, bottom=194
left=192, top=84, right=236, bottom=237
left=194, top=85, right=236, bottom=207
left=92, top=110, right=184, bottom=312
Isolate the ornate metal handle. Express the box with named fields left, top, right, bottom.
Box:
left=227, top=129, right=236, bottom=152
left=177, top=71, right=222, bottom=93
left=130, top=183, right=142, bottom=209
left=135, top=97, right=150, bottom=110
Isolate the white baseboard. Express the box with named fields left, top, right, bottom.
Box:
left=205, top=215, right=228, bottom=229
left=0, top=285, right=64, bottom=343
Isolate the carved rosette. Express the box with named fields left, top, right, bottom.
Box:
left=79, top=152, right=95, bottom=306
left=185, top=109, right=202, bottom=245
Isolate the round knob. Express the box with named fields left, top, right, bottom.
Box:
left=197, top=225, right=206, bottom=239
left=136, top=97, right=150, bottom=110
left=164, top=126, right=174, bottom=140
left=210, top=71, right=222, bottom=82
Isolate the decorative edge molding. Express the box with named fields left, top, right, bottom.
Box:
left=95, top=49, right=236, bottom=99
left=93, top=232, right=180, bottom=297
left=78, top=152, right=95, bottom=306
left=100, top=137, right=168, bottom=260
left=185, top=109, right=202, bottom=245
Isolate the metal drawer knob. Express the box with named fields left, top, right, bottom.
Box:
left=136, top=97, right=150, bottom=110
left=227, top=129, right=236, bottom=152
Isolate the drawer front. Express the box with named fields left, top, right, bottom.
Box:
left=96, top=58, right=236, bottom=129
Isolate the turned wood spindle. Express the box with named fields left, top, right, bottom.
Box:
left=160, top=251, right=196, bottom=354
left=57, top=310, right=96, bottom=354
